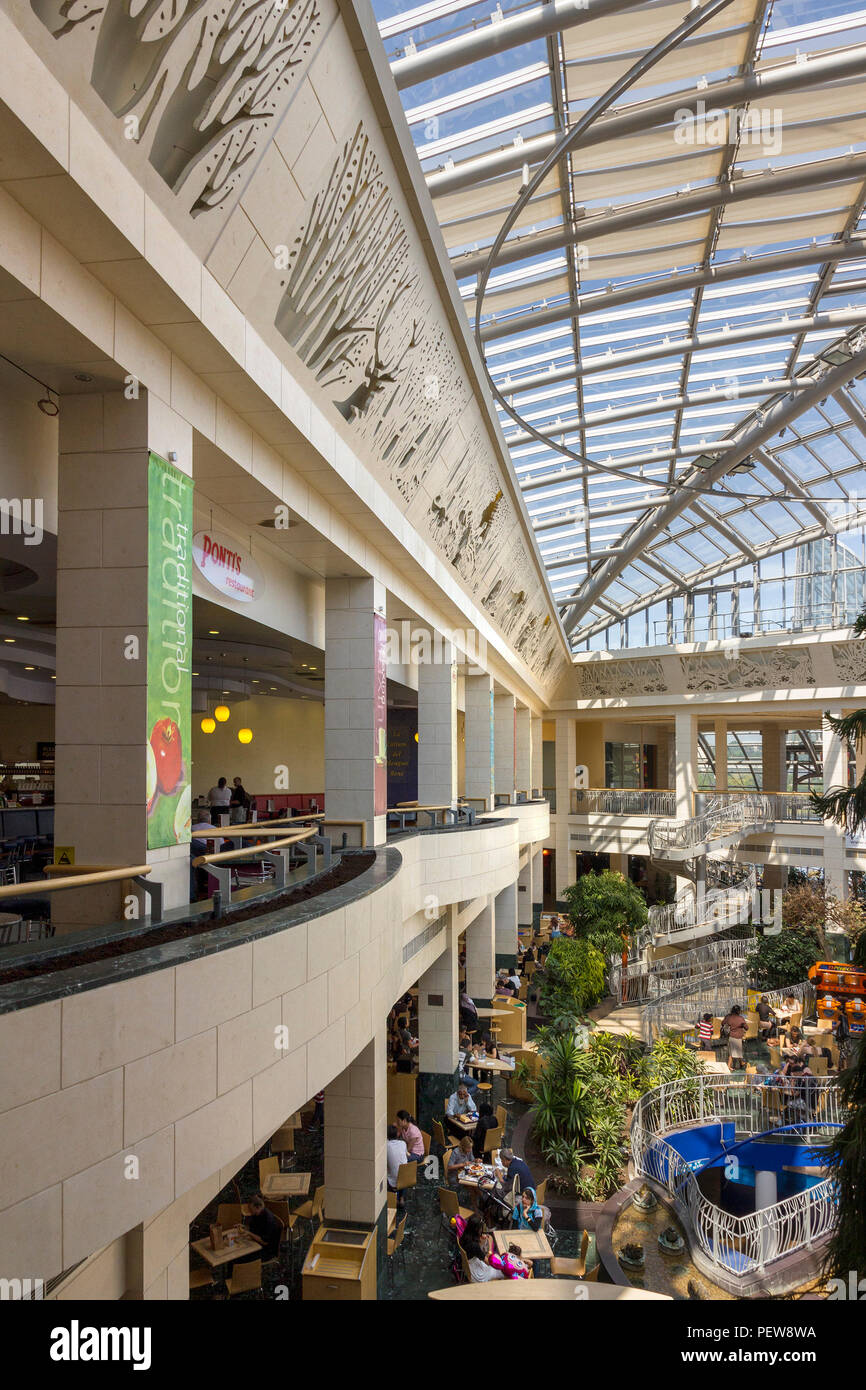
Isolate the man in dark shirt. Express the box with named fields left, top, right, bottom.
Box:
left=500, top=1147, right=534, bottom=1194
left=243, top=1194, right=282, bottom=1261
left=755, top=995, right=774, bottom=1040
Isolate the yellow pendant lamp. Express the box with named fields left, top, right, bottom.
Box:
left=200, top=716, right=216, bottom=734
left=237, top=728, right=253, bottom=744
left=214, top=704, right=230, bottom=722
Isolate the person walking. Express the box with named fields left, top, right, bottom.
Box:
left=722, top=1004, right=749, bottom=1071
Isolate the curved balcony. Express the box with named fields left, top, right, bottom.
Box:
left=631, top=1075, right=840, bottom=1294
left=0, top=813, right=519, bottom=1287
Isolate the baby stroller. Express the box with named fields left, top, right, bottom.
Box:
left=478, top=1182, right=513, bottom=1229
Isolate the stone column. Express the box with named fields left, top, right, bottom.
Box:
left=465, top=899, right=495, bottom=1000
left=714, top=718, right=728, bottom=792
left=531, top=716, right=543, bottom=796
left=325, top=576, right=388, bottom=846
left=464, top=673, right=495, bottom=811
left=494, top=692, right=516, bottom=802
left=761, top=724, right=786, bottom=794
left=494, top=881, right=518, bottom=971
left=515, top=706, right=532, bottom=798
left=674, top=711, right=698, bottom=898
left=555, top=716, right=577, bottom=899
left=54, top=390, right=193, bottom=932
left=417, top=637, right=457, bottom=809
left=823, top=704, right=848, bottom=900
left=324, top=1031, right=388, bottom=1226
left=417, top=915, right=460, bottom=1129
left=532, top=846, right=544, bottom=926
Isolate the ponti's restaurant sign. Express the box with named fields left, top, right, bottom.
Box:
left=192, top=529, right=262, bottom=603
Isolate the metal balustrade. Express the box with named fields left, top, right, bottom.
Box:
left=702, top=790, right=821, bottom=824
left=642, top=973, right=816, bottom=1042
left=647, top=867, right=758, bottom=944
left=609, top=937, right=755, bottom=1005
left=571, top=788, right=676, bottom=817
left=631, top=1075, right=841, bottom=1286
left=648, top=794, right=777, bottom=860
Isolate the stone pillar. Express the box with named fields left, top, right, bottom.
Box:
left=674, top=711, right=698, bottom=898
left=517, top=857, right=533, bottom=929
left=555, top=716, right=577, bottom=899
left=714, top=718, right=728, bottom=793
left=515, top=706, right=532, bottom=797
left=531, top=716, right=543, bottom=796
left=417, top=638, right=457, bottom=809
left=417, top=916, right=460, bottom=1129
left=464, top=673, right=495, bottom=811
left=532, top=846, right=544, bottom=925
left=674, top=711, right=698, bottom=820
left=325, top=576, right=388, bottom=846
left=494, top=881, right=518, bottom=971
left=761, top=724, right=786, bottom=794
left=324, top=1031, right=388, bottom=1226
left=465, top=899, right=495, bottom=1000
left=494, top=692, right=516, bottom=802
left=823, top=704, right=848, bottom=900
left=54, top=390, right=193, bottom=932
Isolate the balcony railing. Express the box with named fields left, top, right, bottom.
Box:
left=695, top=789, right=821, bottom=823
left=631, top=1075, right=839, bottom=1288
left=648, top=794, right=776, bottom=860
left=571, top=788, right=676, bottom=817
left=654, top=591, right=865, bottom=645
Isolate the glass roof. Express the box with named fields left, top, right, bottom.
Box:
left=372, top=0, right=866, bottom=652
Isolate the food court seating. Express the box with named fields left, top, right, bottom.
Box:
left=225, top=1258, right=262, bottom=1298
left=437, top=1186, right=472, bottom=1239
left=258, top=1155, right=280, bottom=1187
left=294, top=1184, right=324, bottom=1236
left=551, top=1228, right=590, bottom=1279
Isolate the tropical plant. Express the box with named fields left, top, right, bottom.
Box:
left=540, top=936, right=606, bottom=1016
left=823, top=1035, right=866, bottom=1280
left=561, top=869, right=648, bottom=959
left=781, top=882, right=828, bottom=950
left=746, top=930, right=820, bottom=990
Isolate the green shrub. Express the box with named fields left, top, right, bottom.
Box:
left=746, top=930, right=820, bottom=990
left=561, top=869, right=648, bottom=958
left=541, top=935, right=606, bottom=1015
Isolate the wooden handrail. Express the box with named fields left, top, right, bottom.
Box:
left=195, top=813, right=324, bottom=832
left=0, top=864, right=152, bottom=898
left=192, top=827, right=316, bottom=868
left=192, top=824, right=321, bottom=839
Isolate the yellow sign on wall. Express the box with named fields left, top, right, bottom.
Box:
left=54, top=847, right=75, bottom=867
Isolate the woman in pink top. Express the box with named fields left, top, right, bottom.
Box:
left=396, top=1110, right=425, bottom=1161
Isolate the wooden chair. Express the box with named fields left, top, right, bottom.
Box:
left=810, top=1053, right=828, bottom=1076
left=387, top=1209, right=408, bottom=1275
left=225, top=1258, right=262, bottom=1298
left=583, top=1262, right=601, bottom=1282
left=270, top=1125, right=295, bottom=1156
left=495, top=1104, right=507, bottom=1131
left=258, top=1155, right=280, bottom=1187
left=216, top=1203, right=244, bottom=1228
left=438, top=1186, right=472, bottom=1237
left=396, top=1162, right=418, bottom=1200
left=294, top=1185, right=325, bottom=1234
left=482, top=1124, right=503, bottom=1156
left=457, top=1240, right=475, bottom=1283
left=432, top=1118, right=449, bottom=1153
left=551, top=1228, right=589, bottom=1279
left=711, top=1017, right=723, bottom=1042
left=189, top=1267, right=215, bottom=1291
left=745, top=1012, right=760, bottom=1041
left=535, top=1178, right=548, bottom=1207
left=419, top=1129, right=432, bottom=1156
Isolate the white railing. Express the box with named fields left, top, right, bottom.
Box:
left=706, top=790, right=821, bottom=824
left=648, top=795, right=775, bottom=861
left=609, top=937, right=755, bottom=1005
left=571, top=788, right=676, bottom=817
left=631, top=1075, right=841, bottom=1285
left=642, top=972, right=816, bottom=1042
left=648, top=867, right=757, bottom=943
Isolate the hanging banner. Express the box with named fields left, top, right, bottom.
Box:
left=146, top=453, right=193, bottom=850
left=374, top=613, right=388, bottom=816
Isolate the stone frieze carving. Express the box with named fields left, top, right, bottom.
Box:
left=32, top=0, right=321, bottom=218
left=577, top=658, right=668, bottom=698
left=832, top=640, right=866, bottom=684
left=683, top=647, right=815, bottom=691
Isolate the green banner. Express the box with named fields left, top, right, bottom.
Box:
left=146, top=453, right=193, bottom=850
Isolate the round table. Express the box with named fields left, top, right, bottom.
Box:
left=0, top=912, right=23, bottom=944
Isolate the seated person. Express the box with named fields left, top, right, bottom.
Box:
left=782, top=1026, right=813, bottom=1062
left=507, top=969, right=522, bottom=993
left=472, top=1102, right=498, bottom=1160
left=242, top=1194, right=282, bottom=1261
left=393, top=1025, right=417, bottom=1075
left=386, top=1124, right=409, bottom=1192
left=755, top=995, right=775, bottom=1039
left=459, top=1026, right=473, bottom=1052
left=447, top=1135, right=476, bottom=1182
left=445, top=1082, right=478, bottom=1137
left=461, top=1215, right=504, bottom=1283
left=511, top=1186, right=543, bottom=1232
left=396, top=1109, right=424, bottom=1162
left=779, top=1054, right=816, bottom=1117
left=499, top=1146, right=534, bottom=1195
left=494, top=975, right=513, bottom=997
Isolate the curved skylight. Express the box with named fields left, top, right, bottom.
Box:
left=373, top=0, right=866, bottom=651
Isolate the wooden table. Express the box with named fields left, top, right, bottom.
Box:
left=459, top=1157, right=503, bottom=1191
left=262, top=1171, right=311, bottom=1197
left=465, top=1057, right=516, bottom=1075
left=428, top=1280, right=672, bottom=1301
left=191, top=1232, right=262, bottom=1268
left=476, top=1008, right=512, bottom=1019
left=665, top=1021, right=696, bottom=1036
left=0, top=911, right=23, bottom=943
left=492, top=1229, right=553, bottom=1262
left=448, top=1112, right=479, bottom=1133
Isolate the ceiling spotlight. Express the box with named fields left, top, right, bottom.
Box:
left=3, top=638, right=14, bottom=644
left=208, top=629, right=219, bottom=635
left=24, top=665, right=35, bottom=670
left=16, top=616, right=29, bottom=622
